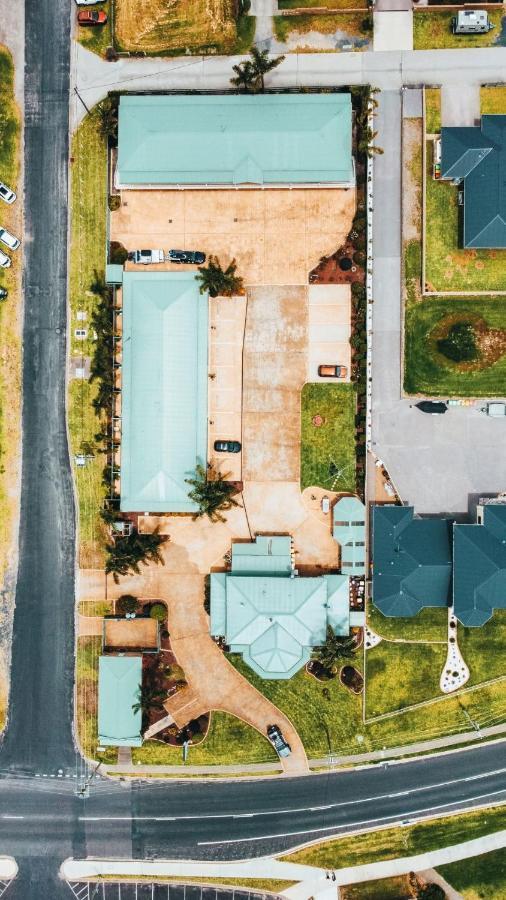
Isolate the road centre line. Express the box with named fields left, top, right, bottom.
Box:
left=197, top=790, right=506, bottom=845
left=80, top=768, right=506, bottom=823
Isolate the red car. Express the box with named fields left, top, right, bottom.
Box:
left=77, top=10, right=108, bottom=25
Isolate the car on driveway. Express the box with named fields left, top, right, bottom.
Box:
left=214, top=440, right=241, bottom=453
left=169, top=249, right=206, bottom=265
left=0, top=182, right=16, bottom=205
left=481, top=402, right=506, bottom=417
left=0, top=228, right=20, bottom=251
left=318, top=364, right=347, bottom=379
left=415, top=400, right=448, bottom=415
left=267, top=725, right=291, bottom=758
left=77, top=10, right=108, bottom=25
left=0, top=250, right=11, bottom=269
left=0, top=288, right=8, bottom=301
left=128, top=249, right=165, bottom=265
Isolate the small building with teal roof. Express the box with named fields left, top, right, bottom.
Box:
left=210, top=535, right=350, bottom=679
left=98, top=656, right=142, bottom=747
left=333, top=495, right=366, bottom=576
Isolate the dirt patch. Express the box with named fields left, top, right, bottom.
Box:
left=403, top=117, right=423, bottom=244
left=430, top=313, right=506, bottom=372
left=114, top=0, right=238, bottom=53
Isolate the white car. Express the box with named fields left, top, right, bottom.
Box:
left=0, top=249, right=11, bottom=269
left=0, top=228, right=20, bottom=251
left=0, top=182, right=16, bottom=205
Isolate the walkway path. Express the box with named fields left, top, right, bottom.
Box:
left=250, top=0, right=277, bottom=49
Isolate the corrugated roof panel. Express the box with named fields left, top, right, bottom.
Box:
left=98, top=656, right=142, bottom=747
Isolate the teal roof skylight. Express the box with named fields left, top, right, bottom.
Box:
left=117, top=93, right=353, bottom=187
left=98, top=656, right=142, bottom=747
left=120, top=272, right=208, bottom=514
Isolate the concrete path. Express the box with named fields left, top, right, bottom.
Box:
left=441, top=83, right=480, bottom=126
left=374, top=12, right=413, bottom=51
left=250, top=0, right=277, bottom=49
left=61, top=828, right=506, bottom=888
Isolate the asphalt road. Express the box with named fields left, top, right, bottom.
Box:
left=0, top=0, right=505, bottom=896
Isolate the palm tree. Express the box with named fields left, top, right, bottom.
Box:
left=312, top=626, right=356, bottom=675
left=96, top=96, right=118, bottom=141
left=105, top=530, right=166, bottom=583
left=248, top=47, right=285, bottom=92
left=196, top=256, right=244, bottom=298
left=230, top=60, right=257, bottom=93
left=185, top=462, right=241, bottom=523
left=132, top=685, right=167, bottom=718
left=358, top=126, right=384, bottom=158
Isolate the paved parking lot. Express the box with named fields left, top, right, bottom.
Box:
left=307, top=284, right=351, bottom=382
left=67, top=883, right=280, bottom=900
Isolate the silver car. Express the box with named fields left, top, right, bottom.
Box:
left=0, top=182, right=16, bottom=204
left=0, top=228, right=21, bottom=251
left=0, top=249, right=11, bottom=269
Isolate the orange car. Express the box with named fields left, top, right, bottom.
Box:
left=77, top=9, right=108, bottom=25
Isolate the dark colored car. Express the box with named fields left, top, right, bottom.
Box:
left=214, top=440, right=241, bottom=454
left=0, top=287, right=7, bottom=301
left=267, top=725, right=291, bottom=758
left=415, top=401, right=448, bottom=415
left=169, top=249, right=206, bottom=265
left=77, top=10, right=108, bottom=25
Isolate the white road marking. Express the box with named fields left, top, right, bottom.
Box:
left=197, top=789, right=506, bottom=845
left=1, top=816, right=24, bottom=820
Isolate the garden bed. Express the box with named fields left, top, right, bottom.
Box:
left=340, top=665, right=363, bottom=693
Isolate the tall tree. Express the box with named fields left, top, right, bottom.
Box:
left=196, top=256, right=243, bottom=298
left=230, top=59, right=257, bottom=93
left=105, top=531, right=166, bottom=583
left=96, top=95, right=118, bottom=141
left=312, top=627, right=356, bottom=674
left=248, top=47, right=285, bottom=91
left=185, top=462, right=241, bottom=523
left=132, top=685, right=167, bottom=719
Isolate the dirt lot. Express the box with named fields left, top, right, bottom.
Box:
left=112, top=188, right=355, bottom=287
left=114, top=0, right=237, bottom=54
left=103, top=617, right=159, bottom=649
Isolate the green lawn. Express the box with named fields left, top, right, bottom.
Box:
left=274, top=12, right=369, bottom=44
left=365, top=641, right=447, bottom=718
left=404, top=295, right=506, bottom=397
left=78, top=600, right=112, bottom=617
left=279, top=0, right=367, bottom=8
left=76, top=637, right=117, bottom=764
left=300, top=383, right=356, bottom=493
left=459, top=609, right=506, bottom=687
left=425, top=141, right=506, bottom=292
left=340, top=876, right=413, bottom=900
left=414, top=10, right=503, bottom=50
left=76, top=2, right=112, bottom=57
left=425, top=86, right=441, bottom=134
left=281, top=806, right=506, bottom=869
left=438, top=847, right=506, bottom=899
left=481, top=85, right=506, bottom=115
left=367, top=604, right=448, bottom=643
left=132, top=712, right=277, bottom=767
left=69, top=108, right=109, bottom=567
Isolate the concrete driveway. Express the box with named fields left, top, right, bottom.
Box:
left=208, top=296, right=246, bottom=482
left=307, top=284, right=351, bottom=382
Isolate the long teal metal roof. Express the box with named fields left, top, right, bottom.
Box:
left=117, top=93, right=353, bottom=187
left=453, top=504, right=506, bottom=626
left=333, top=495, right=366, bottom=576
left=120, top=272, right=208, bottom=513
left=98, top=656, right=142, bottom=747
left=231, top=535, right=292, bottom=576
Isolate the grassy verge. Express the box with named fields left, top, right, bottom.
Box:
left=274, top=12, right=369, bottom=43
left=78, top=600, right=112, bottom=617
left=425, top=141, right=506, bottom=293
left=340, top=877, right=413, bottom=900
left=424, top=87, right=441, bottom=134
left=300, top=383, right=356, bottom=493
left=404, top=295, right=506, bottom=397
left=76, top=2, right=112, bottom=57
left=76, top=636, right=117, bottom=764
left=367, top=604, right=447, bottom=643
left=438, top=847, right=506, bottom=898
left=0, top=46, right=21, bottom=731
left=365, top=642, right=447, bottom=717
left=480, top=85, right=506, bottom=115
left=69, top=109, right=109, bottom=567
left=281, top=806, right=506, bottom=868
left=132, top=712, right=277, bottom=766
left=414, top=10, right=503, bottom=50
left=94, top=877, right=296, bottom=890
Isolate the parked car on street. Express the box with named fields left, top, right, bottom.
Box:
left=77, top=10, right=108, bottom=25
left=0, top=288, right=8, bottom=301
left=128, top=249, right=165, bottom=265
left=169, top=249, right=206, bottom=265
left=214, top=440, right=241, bottom=453
left=0, top=228, right=20, bottom=251
left=415, top=401, right=448, bottom=415
left=267, top=725, right=291, bottom=758
left=318, top=364, right=347, bottom=379
left=481, top=402, right=506, bottom=417
left=0, top=182, right=16, bottom=204
left=0, top=250, right=11, bottom=269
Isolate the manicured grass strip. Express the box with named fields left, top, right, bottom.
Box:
left=341, top=877, right=413, bottom=900
left=414, top=10, right=503, bottom=50
left=365, top=642, right=447, bottom=718
left=404, top=296, right=506, bottom=397
left=78, top=600, right=112, bottom=617
left=424, top=87, right=441, bottom=134
left=300, top=383, right=356, bottom=493
left=76, top=636, right=117, bottom=764
left=438, top=847, right=506, bottom=898
left=69, top=109, right=109, bottom=566
left=274, top=11, right=368, bottom=42
left=459, top=608, right=506, bottom=686
left=281, top=807, right=506, bottom=868
left=480, top=85, right=506, bottom=115
left=96, top=877, right=297, bottom=890
left=367, top=604, right=447, bottom=643
left=425, top=141, right=506, bottom=293
left=131, top=712, right=277, bottom=766
left=76, top=2, right=112, bottom=58
left=279, top=0, right=367, bottom=8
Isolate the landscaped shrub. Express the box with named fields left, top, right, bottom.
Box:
left=109, top=241, right=128, bottom=265
left=437, top=321, right=478, bottom=362
left=351, top=282, right=366, bottom=301
left=108, top=195, right=121, bottom=212
left=116, top=594, right=138, bottom=615
left=353, top=250, right=366, bottom=266
left=149, top=603, right=167, bottom=623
